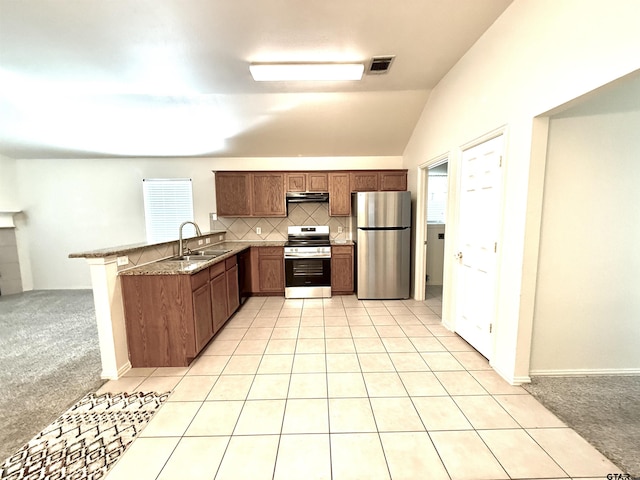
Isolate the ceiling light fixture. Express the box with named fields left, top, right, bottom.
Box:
left=249, top=62, right=365, bottom=82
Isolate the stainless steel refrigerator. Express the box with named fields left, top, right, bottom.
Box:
left=353, top=191, right=411, bottom=299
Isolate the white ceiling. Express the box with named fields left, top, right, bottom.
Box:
left=0, top=0, right=512, bottom=159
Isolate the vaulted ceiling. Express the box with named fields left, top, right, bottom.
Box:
left=0, top=0, right=512, bottom=159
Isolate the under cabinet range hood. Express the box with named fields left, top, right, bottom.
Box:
left=286, top=192, right=329, bottom=203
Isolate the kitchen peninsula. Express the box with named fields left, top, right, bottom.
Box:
left=71, top=231, right=354, bottom=376
left=70, top=230, right=240, bottom=378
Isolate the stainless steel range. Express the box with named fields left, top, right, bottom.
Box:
left=284, top=226, right=331, bottom=299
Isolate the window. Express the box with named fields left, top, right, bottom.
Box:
left=427, top=173, right=448, bottom=224
left=143, top=178, right=194, bottom=243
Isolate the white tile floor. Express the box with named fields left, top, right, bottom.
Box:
left=102, top=295, right=622, bottom=480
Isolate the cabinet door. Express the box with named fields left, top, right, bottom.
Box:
left=328, top=172, right=351, bottom=216
left=210, top=272, right=228, bottom=333
left=258, top=252, right=285, bottom=293
left=226, top=264, right=240, bottom=316
left=351, top=171, right=379, bottom=191
left=193, top=282, right=213, bottom=352
left=331, top=245, right=354, bottom=294
left=252, top=173, right=286, bottom=216
left=286, top=173, right=306, bottom=192
left=380, top=171, right=407, bottom=191
left=308, top=172, right=329, bottom=192
left=215, top=172, right=252, bottom=216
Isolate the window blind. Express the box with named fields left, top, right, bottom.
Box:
left=143, top=178, right=194, bottom=243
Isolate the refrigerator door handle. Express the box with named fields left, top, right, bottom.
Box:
left=358, top=226, right=409, bottom=231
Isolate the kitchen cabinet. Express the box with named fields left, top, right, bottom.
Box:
left=121, top=254, right=242, bottom=367
left=209, top=262, right=228, bottom=333
left=286, top=173, right=306, bottom=192
left=250, top=246, right=284, bottom=294
left=215, top=169, right=406, bottom=218
left=252, top=172, right=286, bottom=216
left=192, top=269, right=214, bottom=353
left=286, top=172, right=329, bottom=193
left=215, top=172, right=285, bottom=217
left=380, top=171, right=407, bottom=191
left=351, top=171, right=379, bottom=192
left=215, top=172, right=252, bottom=216
left=331, top=245, right=354, bottom=294
left=329, top=172, right=351, bottom=216
left=308, top=172, right=329, bottom=192
left=225, top=256, right=240, bottom=315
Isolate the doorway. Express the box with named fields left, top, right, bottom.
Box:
left=425, top=162, right=448, bottom=307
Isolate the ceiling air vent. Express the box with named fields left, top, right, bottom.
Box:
left=368, top=56, right=395, bottom=74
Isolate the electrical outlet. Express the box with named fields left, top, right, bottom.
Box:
left=198, top=239, right=203, bottom=245
left=338, top=226, right=343, bottom=233
left=116, top=256, right=129, bottom=266
left=210, top=213, right=217, bottom=221
left=256, top=227, right=262, bottom=235
left=218, top=235, right=223, bottom=241
left=206, top=238, right=211, bottom=244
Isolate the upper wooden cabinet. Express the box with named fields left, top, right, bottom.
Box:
left=286, top=173, right=306, bottom=192
left=286, top=172, right=329, bottom=192
left=380, top=171, right=407, bottom=191
left=215, top=169, right=406, bottom=218
left=351, top=170, right=408, bottom=192
left=215, top=172, right=285, bottom=217
left=252, top=172, right=286, bottom=216
left=328, top=172, right=351, bottom=216
left=215, top=172, right=252, bottom=216
left=351, top=171, right=379, bottom=192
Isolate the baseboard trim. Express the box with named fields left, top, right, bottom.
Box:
left=530, top=368, right=640, bottom=377
left=101, top=361, right=132, bottom=381
left=491, top=363, right=531, bottom=385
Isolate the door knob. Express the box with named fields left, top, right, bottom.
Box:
left=454, top=252, right=463, bottom=260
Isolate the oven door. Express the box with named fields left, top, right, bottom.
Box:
left=284, top=254, right=332, bottom=298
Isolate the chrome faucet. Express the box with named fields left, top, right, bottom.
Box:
left=178, top=221, right=202, bottom=256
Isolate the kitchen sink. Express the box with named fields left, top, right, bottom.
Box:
left=198, top=249, right=232, bottom=256
left=169, top=254, right=218, bottom=262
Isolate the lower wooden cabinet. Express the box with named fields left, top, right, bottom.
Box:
left=121, top=254, right=241, bottom=367
left=249, top=246, right=284, bottom=294
left=210, top=265, right=228, bottom=333
left=331, top=245, right=354, bottom=294
left=225, top=258, right=240, bottom=314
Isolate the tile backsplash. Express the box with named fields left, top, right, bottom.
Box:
left=211, top=203, right=348, bottom=242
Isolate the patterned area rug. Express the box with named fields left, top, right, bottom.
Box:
left=0, top=391, right=169, bottom=480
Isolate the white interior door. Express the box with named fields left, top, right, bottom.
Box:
left=455, top=135, right=503, bottom=359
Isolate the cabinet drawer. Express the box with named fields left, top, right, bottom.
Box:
left=209, top=261, right=225, bottom=279
left=332, top=245, right=352, bottom=255
left=191, top=269, right=209, bottom=290
left=225, top=255, right=237, bottom=270
left=258, top=246, right=283, bottom=256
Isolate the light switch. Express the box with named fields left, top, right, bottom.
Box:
left=116, top=256, right=129, bottom=266
left=256, top=227, right=262, bottom=235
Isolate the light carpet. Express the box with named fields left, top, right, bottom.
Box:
left=0, top=290, right=104, bottom=463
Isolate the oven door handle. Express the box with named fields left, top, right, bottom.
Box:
left=284, top=253, right=331, bottom=259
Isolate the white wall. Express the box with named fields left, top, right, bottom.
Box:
left=15, top=156, right=401, bottom=289
left=0, top=154, right=18, bottom=211
left=402, top=0, right=640, bottom=382
left=531, top=107, right=640, bottom=374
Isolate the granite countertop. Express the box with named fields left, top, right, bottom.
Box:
left=118, top=241, right=285, bottom=276
left=69, top=231, right=228, bottom=258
